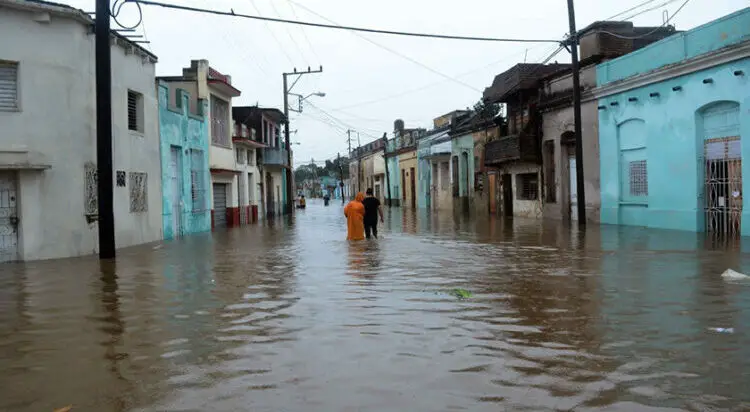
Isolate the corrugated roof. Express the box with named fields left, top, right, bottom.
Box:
left=483, top=63, right=571, bottom=103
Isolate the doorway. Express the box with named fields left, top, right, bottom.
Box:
left=169, top=146, right=183, bottom=236
left=401, top=169, right=406, bottom=202
left=501, top=173, right=513, bottom=216
left=704, top=137, right=741, bottom=236
left=410, top=167, right=416, bottom=208
left=569, top=155, right=578, bottom=221
left=488, top=172, right=497, bottom=214
left=0, top=171, right=18, bottom=262
left=212, top=183, right=228, bottom=228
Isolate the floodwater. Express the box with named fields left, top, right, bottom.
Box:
left=1, top=200, right=750, bottom=412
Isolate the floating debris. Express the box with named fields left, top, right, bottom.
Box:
left=708, top=327, right=734, bottom=334
left=450, top=288, right=473, bottom=300
left=54, top=406, right=72, bottom=412
left=721, top=269, right=749, bottom=280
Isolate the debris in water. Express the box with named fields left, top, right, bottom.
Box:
left=54, top=406, right=72, bottom=412
left=450, top=288, right=473, bottom=299
left=708, top=327, right=734, bottom=334
left=720, top=269, right=749, bottom=280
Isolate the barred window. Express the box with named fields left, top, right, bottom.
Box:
left=629, top=160, right=648, bottom=196
left=517, top=173, right=539, bottom=200
left=127, top=90, right=144, bottom=132
left=190, top=149, right=206, bottom=212
left=84, top=162, right=98, bottom=215
left=0, top=61, right=19, bottom=111
left=129, top=172, right=148, bottom=212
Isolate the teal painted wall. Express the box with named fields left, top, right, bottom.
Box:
left=597, top=8, right=750, bottom=85
left=386, top=155, right=400, bottom=204
left=158, top=82, right=211, bottom=239
left=451, top=133, right=475, bottom=197
left=598, top=58, right=750, bottom=233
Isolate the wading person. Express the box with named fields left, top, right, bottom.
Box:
left=362, top=188, right=384, bottom=239
left=344, top=192, right=366, bottom=241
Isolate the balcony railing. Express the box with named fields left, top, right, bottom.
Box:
left=484, top=133, right=540, bottom=165
left=262, top=147, right=289, bottom=167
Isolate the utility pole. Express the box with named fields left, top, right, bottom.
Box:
left=95, top=0, right=115, bottom=259
left=283, top=66, right=323, bottom=214
left=566, top=0, right=586, bottom=225
left=337, top=152, right=345, bottom=204
left=382, top=133, right=392, bottom=207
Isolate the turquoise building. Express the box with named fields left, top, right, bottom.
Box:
left=596, top=8, right=750, bottom=236
left=385, top=138, right=400, bottom=206
left=158, top=81, right=211, bottom=239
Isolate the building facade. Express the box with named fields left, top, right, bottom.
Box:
left=385, top=138, right=400, bottom=206
left=0, top=0, right=162, bottom=261
left=232, top=106, right=288, bottom=218
left=483, top=63, right=570, bottom=219
left=595, top=7, right=750, bottom=236
left=232, top=121, right=264, bottom=223
left=158, top=82, right=211, bottom=239
left=539, top=21, right=677, bottom=223
left=159, top=60, right=245, bottom=229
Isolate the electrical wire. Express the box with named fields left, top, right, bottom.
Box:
left=112, top=0, right=143, bottom=30
left=597, top=0, right=690, bottom=40
left=127, top=0, right=560, bottom=44
left=619, top=0, right=681, bottom=21
left=604, top=0, right=660, bottom=20
left=267, top=0, right=310, bottom=65
left=248, top=0, right=296, bottom=66
left=285, top=0, right=321, bottom=64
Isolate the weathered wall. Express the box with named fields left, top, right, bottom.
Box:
left=430, top=156, right=453, bottom=211
left=398, top=150, right=417, bottom=208
left=158, top=83, right=211, bottom=239
left=598, top=57, right=750, bottom=233
left=385, top=155, right=400, bottom=206
left=0, top=7, right=162, bottom=260
left=498, top=164, right=543, bottom=218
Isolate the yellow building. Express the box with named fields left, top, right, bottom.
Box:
left=398, top=149, right=417, bottom=209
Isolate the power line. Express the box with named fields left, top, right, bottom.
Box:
left=266, top=0, right=309, bottom=65
left=619, top=0, right=682, bottom=21
left=285, top=0, right=321, bottom=64
left=248, top=0, right=296, bottom=66
left=604, top=0, right=660, bottom=20
left=129, top=0, right=561, bottom=44
left=597, top=0, right=690, bottom=40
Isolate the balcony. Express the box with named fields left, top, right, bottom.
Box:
left=484, top=133, right=540, bottom=166
left=262, top=147, right=289, bottom=167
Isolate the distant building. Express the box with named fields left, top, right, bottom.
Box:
left=595, top=8, right=750, bottom=236
left=0, top=0, right=162, bottom=261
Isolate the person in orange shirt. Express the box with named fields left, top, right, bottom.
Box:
left=344, top=192, right=366, bottom=241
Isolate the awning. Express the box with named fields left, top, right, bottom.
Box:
left=232, top=137, right=266, bottom=148
left=0, top=149, right=51, bottom=170
left=210, top=167, right=241, bottom=175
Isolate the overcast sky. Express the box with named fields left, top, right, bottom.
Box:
left=65, top=0, right=746, bottom=166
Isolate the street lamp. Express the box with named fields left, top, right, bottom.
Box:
left=289, top=92, right=326, bottom=113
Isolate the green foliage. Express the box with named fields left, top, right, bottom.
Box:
left=294, top=156, right=350, bottom=183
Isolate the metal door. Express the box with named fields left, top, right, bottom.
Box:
left=501, top=173, right=513, bottom=216
left=569, top=156, right=578, bottom=221
left=170, top=147, right=183, bottom=236
left=410, top=167, right=416, bottom=208
left=212, top=183, right=228, bottom=228
left=704, top=138, right=741, bottom=236
left=0, top=172, right=18, bottom=263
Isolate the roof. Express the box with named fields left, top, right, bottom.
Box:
left=0, top=0, right=157, bottom=61
left=233, top=106, right=287, bottom=125
left=483, top=63, right=571, bottom=103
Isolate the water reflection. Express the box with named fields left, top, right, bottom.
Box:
left=0, top=202, right=749, bottom=411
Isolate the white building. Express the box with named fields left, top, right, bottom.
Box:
left=0, top=0, right=162, bottom=262
left=231, top=121, right=263, bottom=223
left=159, top=60, right=244, bottom=229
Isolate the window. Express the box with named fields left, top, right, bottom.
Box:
left=474, top=156, right=479, bottom=172
left=190, top=149, right=206, bottom=212
left=127, top=90, right=144, bottom=132
left=543, top=140, right=556, bottom=203
left=211, top=96, right=230, bottom=146
left=129, top=172, right=148, bottom=212
left=440, top=162, right=450, bottom=190
left=236, top=148, right=246, bottom=164
left=517, top=173, right=539, bottom=200
left=629, top=160, right=648, bottom=196
left=84, top=162, right=98, bottom=215
left=0, top=61, right=18, bottom=111
left=247, top=150, right=255, bottom=166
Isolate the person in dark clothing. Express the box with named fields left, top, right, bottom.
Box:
left=361, top=188, right=383, bottom=239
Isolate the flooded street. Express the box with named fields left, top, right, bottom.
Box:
left=1, top=200, right=750, bottom=412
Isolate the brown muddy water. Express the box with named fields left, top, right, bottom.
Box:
left=1, top=199, right=749, bottom=411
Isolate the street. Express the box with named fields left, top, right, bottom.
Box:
left=1, top=200, right=749, bottom=411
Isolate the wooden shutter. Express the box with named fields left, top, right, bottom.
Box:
left=0, top=62, right=18, bottom=110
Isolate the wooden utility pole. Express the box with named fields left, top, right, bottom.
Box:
left=382, top=133, right=392, bottom=207
left=567, top=0, right=586, bottom=224
left=283, top=66, right=323, bottom=214
left=337, top=152, right=345, bottom=204
left=95, top=0, right=115, bottom=259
